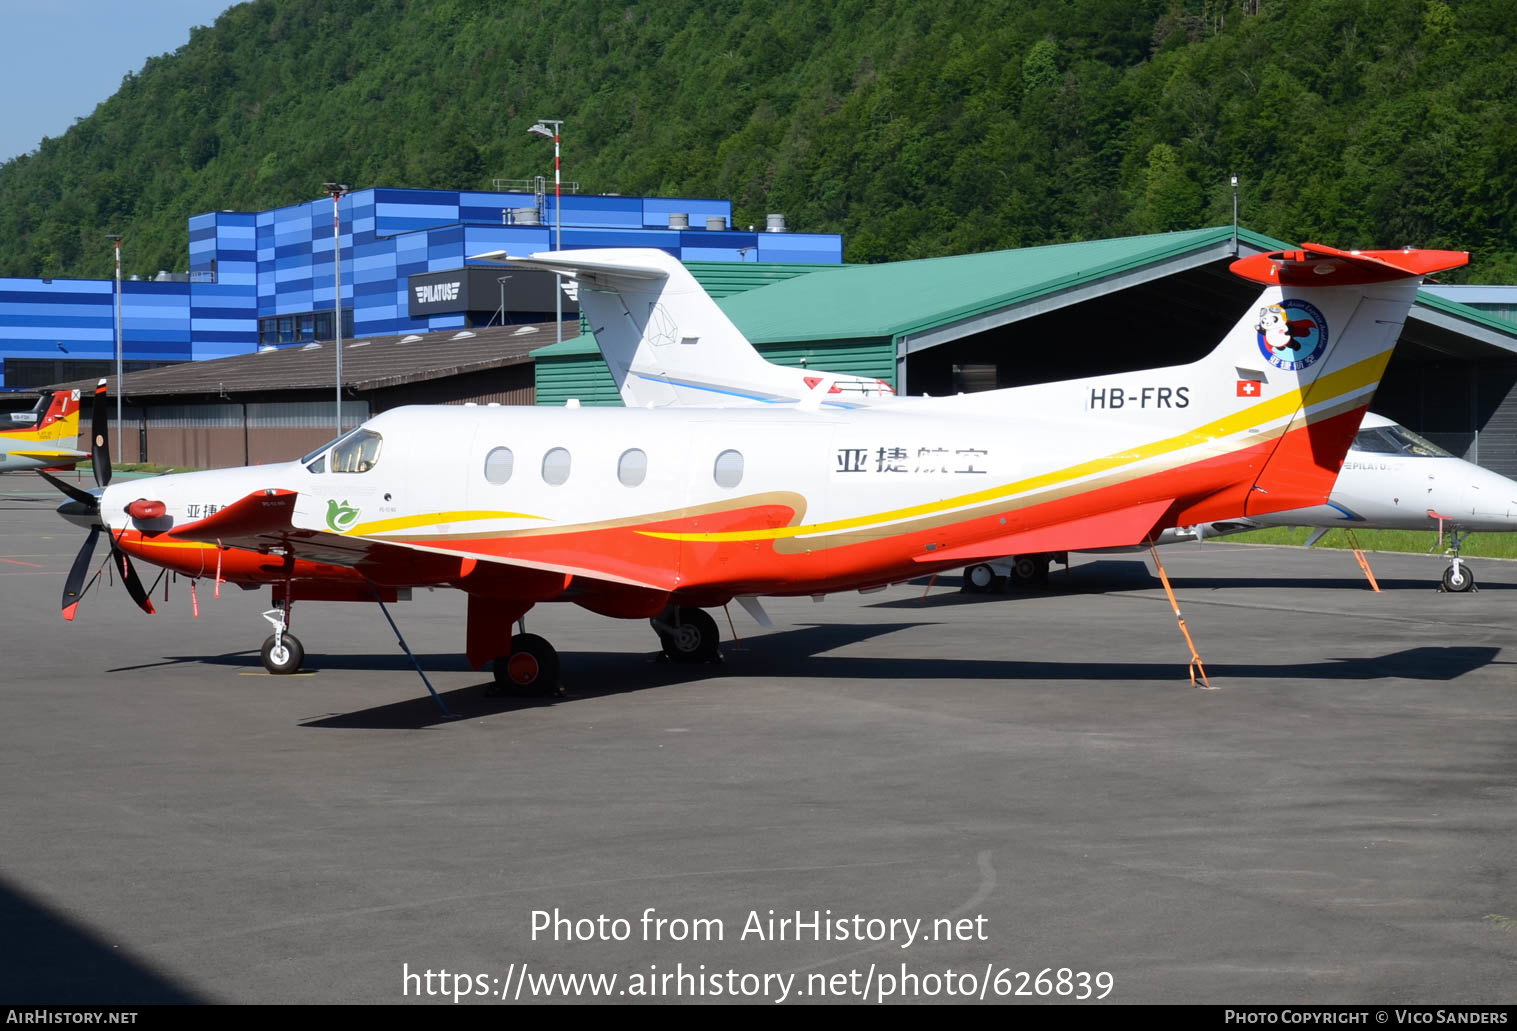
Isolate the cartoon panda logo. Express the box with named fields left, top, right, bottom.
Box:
left=1255, top=298, right=1328, bottom=371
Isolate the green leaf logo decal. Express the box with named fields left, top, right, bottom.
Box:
left=326, top=498, right=360, bottom=532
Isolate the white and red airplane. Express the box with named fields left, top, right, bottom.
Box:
left=41, top=243, right=1466, bottom=696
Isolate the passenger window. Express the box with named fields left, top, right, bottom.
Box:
left=618, top=448, right=647, bottom=487
left=713, top=449, right=744, bottom=488
left=332, top=429, right=382, bottom=473
left=542, top=447, right=571, bottom=485
left=484, top=446, right=514, bottom=484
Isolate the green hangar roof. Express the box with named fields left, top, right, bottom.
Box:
left=717, top=226, right=1290, bottom=347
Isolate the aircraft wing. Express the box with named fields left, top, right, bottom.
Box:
left=168, top=488, right=677, bottom=592
left=916, top=498, right=1175, bottom=564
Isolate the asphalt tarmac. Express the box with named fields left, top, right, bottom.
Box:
left=1, top=487, right=1513, bottom=1005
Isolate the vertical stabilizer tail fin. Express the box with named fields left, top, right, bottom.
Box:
left=1219, top=245, right=1468, bottom=516
left=36, top=389, right=82, bottom=449
left=482, top=248, right=895, bottom=408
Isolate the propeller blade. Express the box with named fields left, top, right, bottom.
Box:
left=90, top=378, right=111, bottom=489
left=36, top=469, right=99, bottom=510
left=110, top=540, right=156, bottom=615
left=62, top=526, right=101, bottom=621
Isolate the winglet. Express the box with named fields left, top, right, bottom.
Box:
left=1230, top=243, right=1468, bottom=286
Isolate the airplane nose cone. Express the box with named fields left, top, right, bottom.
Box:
left=1462, top=465, right=1517, bottom=526
left=56, top=495, right=100, bottom=530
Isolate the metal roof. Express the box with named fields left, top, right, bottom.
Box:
left=684, top=261, right=845, bottom=298
left=717, top=226, right=1292, bottom=347
left=50, top=320, right=574, bottom=399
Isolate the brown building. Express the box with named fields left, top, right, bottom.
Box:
left=52, top=321, right=570, bottom=470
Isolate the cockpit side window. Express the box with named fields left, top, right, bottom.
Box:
left=306, top=454, right=326, bottom=474
left=300, top=426, right=364, bottom=466
left=332, top=429, right=383, bottom=473
left=1351, top=429, right=1402, bottom=454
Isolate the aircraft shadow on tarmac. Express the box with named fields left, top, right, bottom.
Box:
left=874, top=560, right=1513, bottom=608
left=291, top=617, right=1508, bottom=730
left=0, top=873, right=206, bottom=1003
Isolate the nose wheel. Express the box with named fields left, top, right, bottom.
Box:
left=1441, top=561, right=1475, bottom=593
left=260, top=632, right=305, bottom=674
left=489, top=632, right=562, bottom=697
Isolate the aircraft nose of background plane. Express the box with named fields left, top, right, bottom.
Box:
left=1461, top=464, right=1517, bottom=525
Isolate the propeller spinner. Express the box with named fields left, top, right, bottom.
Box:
left=36, top=380, right=155, bottom=620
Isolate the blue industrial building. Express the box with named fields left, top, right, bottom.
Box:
left=0, top=187, right=841, bottom=392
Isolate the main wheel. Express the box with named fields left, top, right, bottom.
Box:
left=963, top=563, right=996, bottom=593
left=1442, top=563, right=1475, bottom=593
left=655, top=606, right=721, bottom=663
left=1009, top=554, right=1049, bottom=585
left=492, top=632, right=561, bottom=696
left=260, top=633, right=304, bottom=675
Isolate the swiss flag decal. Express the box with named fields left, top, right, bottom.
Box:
left=1237, top=380, right=1262, bottom=397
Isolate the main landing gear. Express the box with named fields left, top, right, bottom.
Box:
left=489, top=632, right=562, bottom=697
left=961, top=553, right=1054, bottom=594
left=650, top=606, right=722, bottom=663
left=260, top=605, right=304, bottom=674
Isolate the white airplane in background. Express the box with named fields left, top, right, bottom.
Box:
left=551, top=251, right=1514, bottom=596
left=38, top=243, right=1466, bottom=701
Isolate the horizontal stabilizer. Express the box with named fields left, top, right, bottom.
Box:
left=916, top=498, right=1174, bottom=564
left=1230, top=243, right=1468, bottom=286
left=469, top=249, right=670, bottom=285
left=9, top=449, right=86, bottom=462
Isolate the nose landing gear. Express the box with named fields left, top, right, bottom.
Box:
left=259, top=605, right=304, bottom=674
left=1439, top=529, right=1476, bottom=593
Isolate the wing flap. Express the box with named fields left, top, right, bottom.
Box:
left=917, top=498, right=1175, bottom=564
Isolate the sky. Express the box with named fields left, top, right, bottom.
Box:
left=0, top=0, right=241, bottom=164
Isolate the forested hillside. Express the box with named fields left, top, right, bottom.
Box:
left=2, top=0, right=1513, bottom=281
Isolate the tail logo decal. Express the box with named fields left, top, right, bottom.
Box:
left=1256, top=299, right=1328, bottom=371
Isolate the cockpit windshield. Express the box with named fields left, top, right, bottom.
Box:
left=331, top=428, right=382, bottom=473
left=1352, top=424, right=1453, bottom=458
left=301, top=426, right=364, bottom=466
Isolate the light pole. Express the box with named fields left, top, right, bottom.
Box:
left=528, top=119, right=563, bottom=346
left=1230, top=174, right=1240, bottom=256
left=104, top=234, right=122, bottom=458
left=323, top=183, right=349, bottom=433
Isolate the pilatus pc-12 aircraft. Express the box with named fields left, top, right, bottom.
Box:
left=40, top=243, right=1467, bottom=695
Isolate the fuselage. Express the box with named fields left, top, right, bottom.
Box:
left=97, top=380, right=1360, bottom=603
